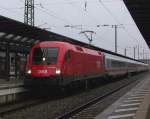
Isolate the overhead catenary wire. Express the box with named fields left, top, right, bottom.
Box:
left=35, top=6, right=73, bottom=25
left=25, top=0, right=140, bottom=46
left=63, top=0, right=110, bottom=46
left=21, top=0, right=74, bottom=25
left=98, top=0, right=121, bottom=24
left=98, top=0, right=140, bottom=44
left=32, top=0, right=144, bottom=52
left=41, top=0, right=122, bottom=6
left=64, top=0, right=101, bottom=25
left=94, top=28, right=126, bottom=51
left=61, top=0, right=129, bottom=53
left=98, top=0, right=150, bottom=58
left=0, top=6, right=23, bottom=16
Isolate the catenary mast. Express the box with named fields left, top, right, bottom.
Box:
left=24, top=0, right=34, bottom=26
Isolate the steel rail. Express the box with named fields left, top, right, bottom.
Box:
left=0, top=94, right=52, bottom=116
left=56, top=79, right=137, bottom=119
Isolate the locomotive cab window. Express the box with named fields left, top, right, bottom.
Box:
left=65, top=50, right=71, bottom=62
left=32, top=47, right=58, bottom=65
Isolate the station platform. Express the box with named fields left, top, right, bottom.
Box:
left=0, top=78, right=26, bottom=105
left=95, top=73, right=150, bottom=119
left=0, top=78, right=23, bottom=89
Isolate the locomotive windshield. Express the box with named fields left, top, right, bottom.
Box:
left=32, top=47, right=58, bottom=65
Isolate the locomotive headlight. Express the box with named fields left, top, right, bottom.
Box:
left=56, top=68, right=61, bottom=74
left=42, top=57, right=46, bottom=61
left=27, top=69, right=31, bottom=74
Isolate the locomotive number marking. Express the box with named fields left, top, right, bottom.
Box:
left=38, top=70, right=48, bottom=74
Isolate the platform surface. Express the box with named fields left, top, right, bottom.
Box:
left=0, top=78, right=23, bottom=90
left=95, top=73, right=150, bottom=119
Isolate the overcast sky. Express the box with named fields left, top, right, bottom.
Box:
left=0, top=0, right=149, bottom=59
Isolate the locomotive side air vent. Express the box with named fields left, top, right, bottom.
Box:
left=76, top=46, right=84, bottom=52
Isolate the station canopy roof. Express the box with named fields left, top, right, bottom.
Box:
left=123, top=0, right=150, bottom=48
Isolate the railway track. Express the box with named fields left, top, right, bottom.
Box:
left=0, top=89, right=62, bottom=116
left=0, top=96, right=51, bottom=116
left=56, top=77, right=141, bottom=119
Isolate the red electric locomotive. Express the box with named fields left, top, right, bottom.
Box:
left=25, top=41, right=106, bottom=87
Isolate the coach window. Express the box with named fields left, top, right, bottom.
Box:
left=65, top=50, right=71, bottom=62
left=107, top=59, right=111, bottom=68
